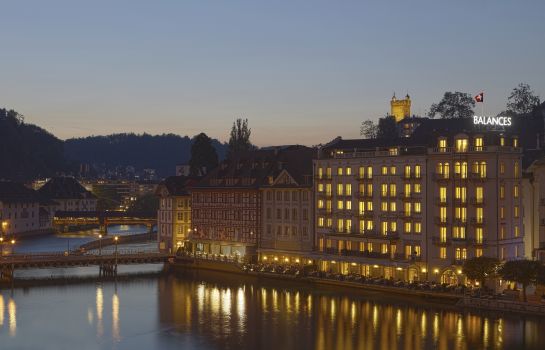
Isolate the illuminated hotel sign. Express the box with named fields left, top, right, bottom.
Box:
left=473, top=115, right=512, bottom=127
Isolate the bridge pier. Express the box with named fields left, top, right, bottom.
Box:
left=1, top=266, right=14, bottom=283
left=99, top=224, right=108, bottom=234
left=99, top=263, right=117, bottom=277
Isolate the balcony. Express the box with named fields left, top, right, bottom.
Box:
left=340, top=250, right=390, bottom=260
left=470, top=197, right=485, bottom=206
left=403, top=173, right=422, bottom=181
left=393, top=253, right=422, bottom=262
left=435, top=197, right=448, bottom=205
left=432, top=173, right=450, bottom=181
left=434, top=217, right=449, bottom=225
left=358, top=211, right=374, bottom=218
left=430, top=147, right=453, bottom=154
left=315, top=175, right=332, bottom=181
left=453, top=197, right=468, bottom=205
left=355, top=174, right=373, bottom=181
left=316, top=208, right=332, bottom=215
left=355, top=192, right=373, bottom=200
left=470, top=218, right=486, bottom=225
left=432, top=236, right=451, bottom=245
left=363, top=231, right=399, bottom=240
left=451, top=236, right=468, bottom=243
left=469, top=172, right=487, bottom=181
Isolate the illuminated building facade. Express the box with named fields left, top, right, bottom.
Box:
left=315, top=119, right=524, bottom=284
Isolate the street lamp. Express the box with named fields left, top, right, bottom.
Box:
left=0, top=237, right=3, bottom=257
left=114, top=236, right=119, bottom=270
left=98, top=234, right=103, bottom=256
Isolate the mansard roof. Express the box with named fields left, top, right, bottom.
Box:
left=38, top=177, right=96, bottom=200
left=0, top=181, right=41, bottom=203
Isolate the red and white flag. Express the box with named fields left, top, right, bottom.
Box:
left=475, top=92, right=484, bottom=103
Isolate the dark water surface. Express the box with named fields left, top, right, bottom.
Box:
left=0, top=269, right=544, bottom=350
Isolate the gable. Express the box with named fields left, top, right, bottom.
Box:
left=273, top=170, right=298, bottom=186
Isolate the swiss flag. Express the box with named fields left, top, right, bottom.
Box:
left=475, top=92, right=484, bottom=103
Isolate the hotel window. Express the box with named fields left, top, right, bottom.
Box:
left=404, top=202, right=412, bottom=216
left=366, top=220, right=374, bottom=231
left=476, top=228, right=483, bottom=244
left=382, top=166, right=388, bottom=175
left=367, top=184, right=373, bottom=196
left=514, top=205, right=520, bottom=218
left=514, top=185, right=519, bottom=198
left=337, top=184, right=344, bottom=196
left=389, top=183, right=396, bottom=197
left=381, top=243, right=388, bottom=254
left=455, top=138, right=468, bottom=152
left=500, top=162, right=505, bottom=175
left=515, top=226, right=520, bottom=237
left=367, top=242, right=373, bottom=252
left=318, top=217, right=324, bottom=227
left=414, top=183, right=421, bottom=194
left=346, top=201, right=352, bottom=210
left=337, top=219, right=344, bottom=232
left=389, top=148, right=398, bottom=156
left=404, top=183, right=411, bottom=197
left=455, top=161, right=468, bottom=178
left=318, top=199, right=325, bottom=209
left=440, top=207, right=447, bottom=222
left=415, top=165, right=421, bottom=178
left=390, top=166, right=396, bottom=175
left=326, top=218, right=332, bottom=227
left=500, top=225, right=505, bottom=239
left=326, top=167, right=332, bottom=178
left=500, top=136, right=505, bottom=146
left=359, top=220, right=365, bottom=233
left=359, top=166, right=365, bottom=179
left=318, top=183, right=324, bottom=193
left=455, top=186, right=467, bottom=203
left=415, top=222, right=422, bottom=233
left=359, top=184, right=365, bottom=195
left=405, top=245, right=412, bottom=259
left=453, top=226, right=466, bottom=239
left=346, top=219, right=352, bottom=233
left=346, top=167, right=352, bottom=175
left=390, top=201, right=396, bottom=212
left=476, top=207, right=484, bottom=222
left=390, top=221, right=397, bottom=232
left=366, top=201, right=373, bottom=211
left=404, top=222, right=412, bottom=234
left=381, top=202, right=388, bottom=212
left=337, top=167, right=343, bottom=176
left=318, top=167, right=323, bottom=179
left=359, top=201, right=365, bottom=215
left=326, top=184, right=332, bottom=196
left=438, top=138, right=447, bottom=151
left=414, top=245, right=421, bottom=257
left=474, top=136, right=483, bottom=150
left=439, top=186, right=447, bottom=203
left=440, top=227, right=447, bottom=242
left=414, top=202, right=421, bottom=213
left=337, top=200, right=344, bottom=210
left=475, top=186, right=484, bottom=204
left=455, top=248, right=467, bottom=260
left=345, top=184, right=352, bottom=196
left=440, top=247, right=447, bottom=259
left=367, top=166, right=373, bottom=179
left=476, top=248, right=483, bottom=257
left=479, top=162, right=487, bottom=178
left=500, top=185, right=505, bottom=199
left=514, top=161, right=520, bottom=178
left=381, top=221, right=388, bottom=235
left=381, top=183, right=388, bottom=197
left=404, top=165, right=411, bottom=179
left=326, top=200, right=332, bottom=211
left=513, top=137, right=518, bottom=148
left=500, top=206, right=505, bottom=219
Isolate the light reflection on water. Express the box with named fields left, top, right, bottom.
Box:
left=0, top=272, right=544, bottom=349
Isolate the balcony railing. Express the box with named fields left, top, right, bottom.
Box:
left=355, top=174, right=373, bottom=181
left=470, top=197, right=485, bottom=205
left=434, top=217, right=449, bottom=225
left=470, top=218, right=486, bottom=225
left=355, top=192, right=373, bottom=200
left=469, top=172, right=487, bottom=181
left=432, top=236, right=451, bottom=245
left=432, top=173, right=450, bottom=181
left=358, top=211, right=374, bottom=218
left=315, top=175, right=332, bottom=180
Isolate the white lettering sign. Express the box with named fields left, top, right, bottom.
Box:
left=473, top=116, right=512, bottom=126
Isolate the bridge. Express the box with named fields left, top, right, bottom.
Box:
left=53, top=211, right=157, bottom=234
left=0, top=251, right=172, bottom=281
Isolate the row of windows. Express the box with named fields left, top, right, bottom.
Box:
left=321, top=239, right=421, bottom=258
left=192, top=209, right=257, bottom=221
left=265, top=224, right=310, bottom=238
left=437, top=135, right=518, bottom=151
left=317, top=218, right=422, bottom=235
left=266, top=208, right=309, bottom=221
left=265, top=190, right=310, bottom=201
left=317, top=165, right=423, bottom=178
left=192, top=192, right=257, bottom=204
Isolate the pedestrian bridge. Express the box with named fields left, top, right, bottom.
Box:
left=53, top=211, right=157, bottom=233
left=0, top=251, right=172, bottom=279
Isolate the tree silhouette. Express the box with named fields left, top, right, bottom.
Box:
left=228, top=118, right=254, bottom=157
left=189, top=133, right=219, bottom=176
left=507, top=83, right=541, bottom=115
left=428, top=92, right=475, bottom=119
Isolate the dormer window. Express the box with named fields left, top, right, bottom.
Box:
left=513, top=137, right=519, bottom=148
left=474, top=136, right=484, bottom=151
left=455, top=138, right=468, bottom=152
left=438, top=138, right=447, bottom=152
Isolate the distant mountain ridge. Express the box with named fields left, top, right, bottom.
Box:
left=64, top=133, right=228, bottom=178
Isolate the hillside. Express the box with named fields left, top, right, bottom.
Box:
left=0, top=108, right=67, bottom=181
left=64, top=133, right=228, bottom=178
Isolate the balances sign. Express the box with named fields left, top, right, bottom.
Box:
left=473, top=115, right=512, bottom=127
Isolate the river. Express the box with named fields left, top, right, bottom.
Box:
left=1, top=227, right=545, bottom=349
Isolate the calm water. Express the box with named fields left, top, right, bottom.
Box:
left=0, top=270, right=544, bottom=350
left=13, top=225, right=152, bottom=254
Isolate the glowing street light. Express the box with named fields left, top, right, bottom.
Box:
left=98, top=234, right=103, bottom=256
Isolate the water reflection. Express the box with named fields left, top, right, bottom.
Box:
left=158, top=271, right=545, bottom=350
left=96, top=285, right=103, bottom=337
left=8, top=298, right=16, bottom=337
left=112, top=292, right=120, bottom=341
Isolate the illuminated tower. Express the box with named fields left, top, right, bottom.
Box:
left=390, top=93, right=411, bottom=122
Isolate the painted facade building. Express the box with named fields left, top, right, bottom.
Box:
left=0, top=181, right=41, bottom=237
left=38, top=177, right=97, bottom=212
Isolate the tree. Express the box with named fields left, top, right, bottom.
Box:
left=428, top=91, right=475, bottom=119
left=228, top=118, right=253, bottom=157
left=499, top=260, right=542, bottom=302
left=360, top=120, right=378, bottom=139
left=189, top=133, right=218, bottom=176
left=377, top=115, right=397, bottom=139
left=462, top=256, right=500, bottom=288
left=127, top=194, right=159, bottom=216
left=506, top=83, right=541, bottom=115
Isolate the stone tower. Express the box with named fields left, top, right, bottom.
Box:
left=390, top=93, right=411, bottom=122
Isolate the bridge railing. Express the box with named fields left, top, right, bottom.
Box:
left=3, top=249, right=164, bottom=261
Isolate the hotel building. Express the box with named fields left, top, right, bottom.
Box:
left=314, top=118, right=524, bottom=284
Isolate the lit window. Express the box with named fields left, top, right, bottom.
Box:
left=337, top=167, right=343, bottom=176
left=440, top=247, right=447, bottom=259
left=455, top=138, right=468, bottom=152
left=381, top=166, right=388, bottom=175
left=514, top=185, right=519, bottom=198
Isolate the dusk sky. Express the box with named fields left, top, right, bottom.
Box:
left=1, top=0, right=544, bottom=146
